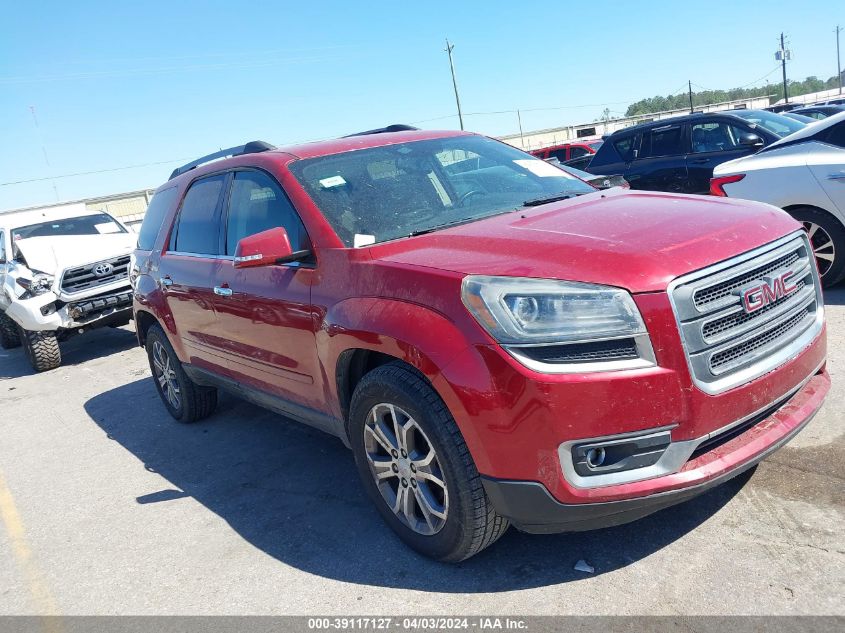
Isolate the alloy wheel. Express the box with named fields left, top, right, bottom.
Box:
left=363, top=403, right=449, bottom=535
left=803, top=221, right=836, bottom=278
left=152, top=340, right=181, bottom=410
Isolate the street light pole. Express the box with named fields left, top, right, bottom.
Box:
left=444, top=39, right=464, bottom=130
left=837, top=25, right=842, bottom=95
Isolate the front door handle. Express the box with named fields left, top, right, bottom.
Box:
left=827, top=173, right=845, bottom=181
left=213, top=286, right=233, bottom=297
left=689, top=158, right=710, bottom=164
left=159, top=276, right=173, bottom=287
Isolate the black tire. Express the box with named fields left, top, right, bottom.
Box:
left=790, top=207, right=845, bottom=287
left=0, top=312, right=21, bottom=349
left=349, top=361, right=509, bottom=562
left=145, top=325, right=217, bottom=423
left=20, top=328, right=61, bottom=372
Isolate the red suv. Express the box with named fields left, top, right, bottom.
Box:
left=530, top=140, right=603, bottom=163
left=132, top=126, right=829, bottom=561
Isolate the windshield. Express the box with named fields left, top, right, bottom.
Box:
left=289, top=135, right=596, bottom=247
left=12, top=213, right=126, bottom=242
left=588, top=141, right=604, bottom=150
left=730, top=110, right=805, bottom=137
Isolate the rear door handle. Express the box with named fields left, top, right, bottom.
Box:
left=213, top=286, right=233, bottom=297
left=690, top=158, right=710, bottom=164
left=159, top=276, right=173, bottom=287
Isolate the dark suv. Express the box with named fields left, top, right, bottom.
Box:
left=132, top=127, right=828, bottom=561
left=588, top=110, right=805, bottom=194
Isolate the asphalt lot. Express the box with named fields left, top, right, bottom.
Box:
left=0, top=290, right=843, bottom=617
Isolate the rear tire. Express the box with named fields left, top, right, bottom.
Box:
left=145, top=325, right=217, bottom=423
left=789, top=207, right=845, bottom=287
left=349, top=361, right=509, bottom=562
left=0, top=312, right=21, bottom=349
left=20, top=328, right=61, bottom=372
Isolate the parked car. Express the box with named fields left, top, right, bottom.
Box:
left=783, top=112, right=818, bottom=124
left=588, top=110, right=804, bottom=194
left=133, top=127, right=828, bottom=561
left=546, top=157, right=628, bottom=189
left=530, top=140, right=603, bottom=163
left=562, top=154, right=595, bottom=170
left=0, top=207, right=135, bottom=371
left=765, top=103, right=802, bottom=113
left=791, top=105, right=845, bottom=120
left=712, top=112, right=845, bottom=286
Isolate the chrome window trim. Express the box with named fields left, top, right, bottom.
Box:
left=667, top=231, right=824, bottom=395
left=558, top=360, right=823, bottom=489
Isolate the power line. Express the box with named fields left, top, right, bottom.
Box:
left=0, top=158, right=192, bottom=187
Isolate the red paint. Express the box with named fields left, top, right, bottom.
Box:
left=133, top=129, right=829, bottom=511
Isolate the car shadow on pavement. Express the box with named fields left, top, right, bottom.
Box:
left=84, top=378, right=751, bottom=592
left=0, top=326, right=138, bottom=380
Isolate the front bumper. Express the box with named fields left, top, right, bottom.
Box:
left=480, top=369, right=829, bottom=533
left=4, top=288, right=133, bottom=332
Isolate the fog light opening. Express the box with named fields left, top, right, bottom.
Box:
left=586, top=447, right=606, bottom=468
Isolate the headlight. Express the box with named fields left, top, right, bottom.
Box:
left=461, top=276, right=647, bottom=345
left=17, top=274, right=54, bottom=296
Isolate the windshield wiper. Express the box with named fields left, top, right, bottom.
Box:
left=522, top=191, right=587, bottom=207
left=408, top=216, right=481, bottom=237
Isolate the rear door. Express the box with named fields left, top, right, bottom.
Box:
left=206, top=168, right=322, bottom=410
left=810, top=120, right=845, bottom=215
left=685, top=118, right=759, bottom=194
left=626, top=123, right=688, bottom=192
left=157, top=173, right=228, bottom=370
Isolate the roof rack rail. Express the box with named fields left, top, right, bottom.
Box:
left=343, top=124, right=420, bottom=138
left=169, top=140, right=277, bottom=180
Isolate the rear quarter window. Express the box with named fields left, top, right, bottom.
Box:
left=137, top=186, right=178, bottom=251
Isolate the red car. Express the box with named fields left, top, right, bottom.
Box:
left=530, top=140, right=603, bottom=163
left=133, top=127, right=829, bottom=561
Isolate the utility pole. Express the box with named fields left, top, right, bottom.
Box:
left=776, top=33, right=790, bottom=103
left=688, top=80, right=694, bottom=113
left=444, top=39, right=464, bottom=130
left=837, top=25, right=842, bottom=95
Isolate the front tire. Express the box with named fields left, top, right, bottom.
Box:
left=145, top=325, right=217, bottom=423
left=20, top=328, right=61, bottom=372
left=349, top=362, right=509, bottom=562
left=790, top=207, right=845, bottom=287
left=0, top=312, right=21, bottom=349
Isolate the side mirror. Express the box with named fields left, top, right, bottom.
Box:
left=234, top=227, right=310, bottom=269
left=739, top=133, right=764, bottom=148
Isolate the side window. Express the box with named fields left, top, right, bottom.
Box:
left=137, top=186, right=178, bottom=251
left=613, top=136, right=634, bottom=160
left=569, top=146, right=590, bottom=159
left=824, top=121, right=845, bottom=149
left=690, top=121, right=745, bottom=153
left=171, top=175, right=225, bottom=255
left=548, top=149, right=568, bottom=162
left=640, top=126, right=683, bottom=158
left=225, top=170, right=309, bottom=256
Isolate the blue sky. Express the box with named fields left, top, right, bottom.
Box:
left=1, top=0, right=843, bottom=210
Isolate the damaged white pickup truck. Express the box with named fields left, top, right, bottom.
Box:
left=0, top=205, right=135, bottom=372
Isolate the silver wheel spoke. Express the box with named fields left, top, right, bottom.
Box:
left=806, top=223, right=819, bottom=239
left=363, top=402, right=449, bottom=536
left=816, top=252, right=836, bottom=262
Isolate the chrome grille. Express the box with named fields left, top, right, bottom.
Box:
left=669, top=233, right=823, bottom=394
left=61, top=255, right=131, bottom=294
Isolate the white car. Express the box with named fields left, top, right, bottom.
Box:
left=0, top=205, right=136, bottom=371
left=711, top=112, right=845, bottom=286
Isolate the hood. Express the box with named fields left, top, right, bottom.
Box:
left=371, top=189, right=801, bottom=293
left=14, top=233, right=136, bottom=274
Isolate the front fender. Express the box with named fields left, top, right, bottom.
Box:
left=318, top=297, right=492, bottom=464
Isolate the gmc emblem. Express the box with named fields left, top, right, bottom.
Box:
left=735, top=270, right=798, bottom=314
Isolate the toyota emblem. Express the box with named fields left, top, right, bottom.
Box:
left=93, top=263, right=114, bottom=277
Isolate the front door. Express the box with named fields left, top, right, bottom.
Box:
left=206, top=168, right=322, bottom=411
left=685, top=119, right=758, bottom=194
